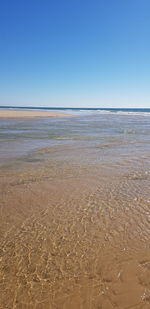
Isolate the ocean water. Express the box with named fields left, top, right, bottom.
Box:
left=0, top=107, right=150, bottom=170
left=1, top=106, right=150, bottom=114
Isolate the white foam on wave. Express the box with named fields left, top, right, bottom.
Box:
left=96, top=110, right=150, bottom=117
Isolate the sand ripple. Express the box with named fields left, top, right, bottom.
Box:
left=0, top=163, right=150, bottom=308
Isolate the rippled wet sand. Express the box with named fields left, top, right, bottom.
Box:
left=0, top=113, right=150, bottom=308
left=0, top=158, right=150, bottom=309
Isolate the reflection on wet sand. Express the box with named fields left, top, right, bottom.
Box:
left=0, top=159, right=150, bottom=309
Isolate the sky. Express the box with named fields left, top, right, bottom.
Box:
left=0, top=0, right=150, bottom=108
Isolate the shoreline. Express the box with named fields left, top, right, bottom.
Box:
left=0, top=110, right=71, bottom=118
left=0, top=111, right=150, bottom=308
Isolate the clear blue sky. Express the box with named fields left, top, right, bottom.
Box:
left=0, top=0, right=150, bottom=108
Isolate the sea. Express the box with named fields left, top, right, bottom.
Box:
left=0, top=106, right=150, bottom=170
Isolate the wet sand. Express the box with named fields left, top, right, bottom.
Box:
left=0, top=113, right=150, bottom=308
left=0, top=159, right=150, bottom=309
left=0, top=110, right=71, bottom=118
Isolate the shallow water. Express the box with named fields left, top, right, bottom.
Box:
left=0, top=112, right=150, bottom=308
left=0, top=112, right=150, bottom=166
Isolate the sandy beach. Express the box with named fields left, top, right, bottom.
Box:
left=0, top=110, right=71, bottom=118
left=1, top=158, right=150, bottom=309
left=0, top=112, right=150, bottom=309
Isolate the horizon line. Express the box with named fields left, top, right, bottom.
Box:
left=0, top=106, right=150, bottom=110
